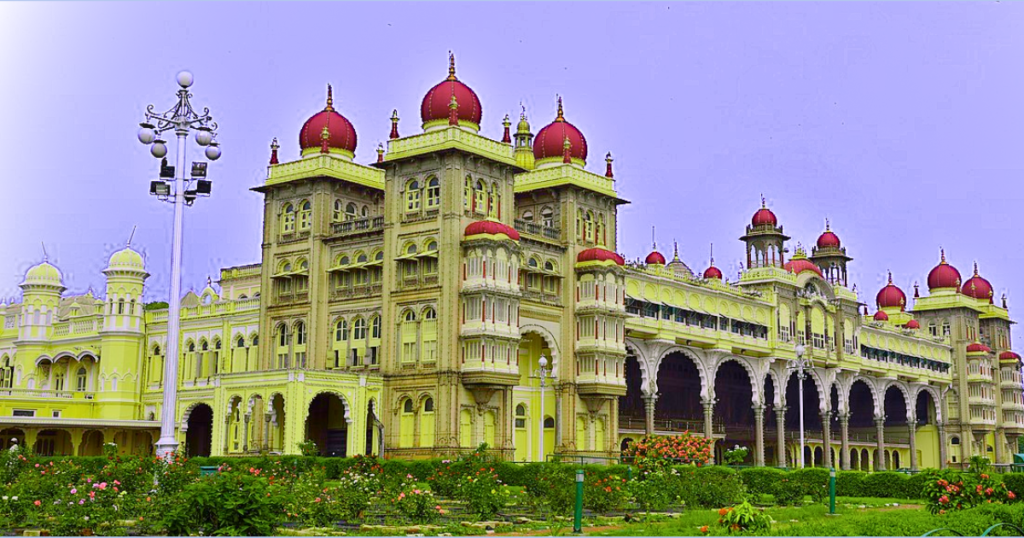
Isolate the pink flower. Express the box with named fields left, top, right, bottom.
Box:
left=70, top=488, right=77, bottom=495
left=33, top=500, right=40, bottom=506
left=79, top=499, right=85, bottom=505
left=99, top=482, right=107, bottom=490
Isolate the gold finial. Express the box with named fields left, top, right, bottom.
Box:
left=761, top=194, right=766, bottom=208
left=271, top=137, right=279, bottom=150
left=556, top=96, right=564, bottom=122
left=447, top=51, right=457, bottom=81
left=825, top=218, right=830, bottom=231
left=321, top=125, right=330, bottom=141
left=940, top=247, right=946, bottom=264
left=887, top=270, right=893, bottom=284
left=41, top=242, right=48, bottom=262
left=207, top=275, right=212, bottom=288
left=502, top=114, right=510, bottom=127
left=521, top=102, right=526, bottom=120
left=651, top=226, right=657, bottom=250
left=325, top=84, right=334, bottom=111
left=673, top=239, right=680, bottom=260
left=973, top=261, right=979, bottom=276
left=449, top=94, right=458, bottom=109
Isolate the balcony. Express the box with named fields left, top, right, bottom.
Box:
left=331, top=216, right=385, bottom=237
left=330, top=284, right=382, bottom=301
left=519, top=289, right=560, bottom=306
left=618, top=416, right=722, bottom=435
left=513, top=219, right=561, bottom=241
left=0, top=389, right=95, bottom=400
left=461, top=359, right=519, bottom=386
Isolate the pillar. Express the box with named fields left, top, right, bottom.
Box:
left=839, top=413, right=851, bottom=471
left=995, top=428, right=1006, bottom=464
left=223, top=416, right=231, bottom=454
left=822, top=411, right=832, bottom=469
left=242, top=414, right=250, bottom=452
left=703, top=399, right=715, bottom=464
left=753, top=404, right=765, bottom=467
left=875, top=417, right=885, bottom=471
left=908, top=421, right=918, bottom=471
left=643, top=394, right=657, bottom=436
left=938, top=422, right=948, bottom=469
left=263, top=414, right=272, bottom=452
left=775, top=407, right=786, bottom=468
left=69, top=429, right=84, bottom=457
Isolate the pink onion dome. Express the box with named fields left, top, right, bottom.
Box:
left=927, top=249, right=962, bottom=291
left=577, top=248, right=625, bottom=266
left=876, top=272, right=907, bottom=311
left=420, top=53, right=482, bottom=128
left=999, top=351, right=1021, bottom=363
left=299, top=85, right=357, bottom=156
left=703, top=265, right=723, bottom=280
left=873, top=310, right=889, bottom=321
left=533, top=97, right=588, bottom=164
left=782, top=249, right=823, bottom=277
left=961, top=262, right=994, bottom=302
left=751, top=197, right=778, bottom=227
left=464, top=220, right=519, bottom=241
left=816, top=222, right=841, bottom=249
left=905, top=319, right=921, bottom=329
left=645, top=250, right=666, bottom=265
left=966, top=342, right=992, bottom=354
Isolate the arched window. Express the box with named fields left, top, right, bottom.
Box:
left=117, top=299, right=125, bottom=314
left=541, top=206, right=554, bottom=228
left=201, top=340, right=209, bottom=352
left=403, top=399, right=414, bottom=413
left=188, top=342, right=196, bottom=353
left=298, top=201, right=312, bottom=231
left=281, top=203, right=295, bottom=233
left=528, top=258, right=539, bottom=268
left=516, top=404, right=526, bottom=416
left=474, top=180, right=486, bottom=214
left=252, top=335, right=259, bottom=346
left=544, top=417, right=555, bottom=428
left=335, top=320, right=348, bottom=341
left=584, top=211, right=594, bottom=243
left=404, top=310, right=417, bottom=322
left=153, top=346, right=161, bottom=356
left=597, top=214, right=606, bottom=244
left=375, top=251, right=384, bottom=261
left=423, top=307, right=437, bottom=320
left=76, top=367, right=87, bottom=391
left=489, top=183, right=501, bottom=218
left=295, top=321, right=306, bottom=345
left=236, top=336, right=245, bottom=348
left=361, top=205, right=369, bottom=217
left=426, top=240, right=437, bottom=252
left=423, top=397, right=434, bottom=413
left=544, top=261, right=554, bottom=271
left=278, top=325, right=288, bottom=347
left=406, top=180, right=421, bottom=213
left=464, top=176, right=473, bottom=211
left=522, top=210, right=534, bottom=222
left=353, top=318, right=367, bottom=340
left=371, top=316, right=381, bottom=339
left=333, top=200, right=343, bottom=222
left=346, top=202, right=358, bottom=220
left=426, top=177, right=440, bottom=209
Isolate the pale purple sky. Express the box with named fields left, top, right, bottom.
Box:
left=1, top=2, right=1022, bottom=346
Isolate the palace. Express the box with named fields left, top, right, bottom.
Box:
left=1, top=56, right=1021, bottom=471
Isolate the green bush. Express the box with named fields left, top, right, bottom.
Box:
left=787, top=468, right=830, bottom=502
left=738, top=467, right=785, bottom=497
left=672, top=465, right=745, bottom=508
left=861, top=471, right=911, bottom=499
left=1001, top=473, right=1024, bottom=498
left=163, top=472, right=285, bottom=536
left=629, top=469, right=676, bottom=512
left=836, top=470, right=867, bottom=497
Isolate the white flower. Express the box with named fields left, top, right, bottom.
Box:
left=11, top=496, right=17, bottom=501
left=83, top=516, right=89, bottom=521
left=1, top=496, right=7, bottom=501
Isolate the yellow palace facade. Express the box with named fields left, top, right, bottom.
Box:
left=0, top=57, right=1021, bottom=471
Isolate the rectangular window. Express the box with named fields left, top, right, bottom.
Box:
left=12, top=410, right=35, bottom=417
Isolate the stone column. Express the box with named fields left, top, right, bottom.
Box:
left=242, top=414, right=250, bottom=453
left=776, top=407, right=787, bottom=468
left=938, top=422, right=948, bottom=469
left=753, top=404, right=765, bottom=467
left=703, top=399, right=715, bottom=464
left=223, top=416, right=231, bottom=454
left=263, top=414, right=272, bottom=452
left=643, top=394, right=657, bottom=436
left=839, top=413, right=851, bottom=470
left=908, top=421, right=918, bottom=471
left=822, top=411, right=833, bottom=469
left=875, top=417, right=886, bottom=471
left=995, top=428, right=1006, bottom=465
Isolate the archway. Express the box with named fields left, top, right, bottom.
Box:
left=884, top=385, right=909, bottom=470
left=35, top=430, right=72, bottom=456
left=185, top=403, right=213, bottom=457
left=79, top=430, right=104, bottom=456
left=269, top=394, right=286, bottom=453
left=786, top=372, right=822, bottom=467
left=305, top=393, right=348, bottom=457
left=763, top=374, right=779, bottom=466
left=915, top=389, right=941, bottom=468
left=366, top=400, right=383, bottom=456
left=517, top=332, right=555, bottom=461
left=714, top=360, right=755, bottom=464
left=619, top=356, right=645, bottom=428
left=654, top=352, right=704, bottom=430
left=0, top=429, right=24, bottom=450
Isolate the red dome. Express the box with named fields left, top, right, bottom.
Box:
left=817, top=230, right=841, bottom=249
left=961, top=263, right=994, bottom=301
left=782, top=258, right=822, bottom=277
left=927, top=250, right=962, bottom=291
left=999, top=351, right=1021, bottom=362
left=645, top=251, right=666, bottom=265
left=420, top=54, right=482, bottom=127
left=873, top=310, right=889, bottom=321
left=751, top=200, right=778, bottom=227
left=966, top=342, right=992, bottom=354
left=876, top=273, right=907, bottom=310
left=704, top=265, right=723, bottom=280
left=905, top=319, right=921, bottom=329
left=533, top=98, right=588, bottom=163
left=464, top=220, right=519, bottom=241
left=299, top=86, right=357, bottom=154
left=577, top=248, right=624, bottom=266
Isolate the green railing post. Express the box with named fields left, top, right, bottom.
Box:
left=829, top=467, right=836, bottom=515
left=574, top=468, right=584, bottom=534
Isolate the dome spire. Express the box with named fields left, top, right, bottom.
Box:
left=556, top=95, right=565, bottom=122
left=673, top=240, right=680, bottom=261
left=710, top=243, right=715, bottom=266
left=447, top=50, right=457, bottom=81
left=127, top=225, right=137, bottom=248
left=651, top=226, right=657, bottom=251
left=502, top=114, right=511, bottom=143
left=325, top=84, right=334, bottom=112
left=269, top=138, right=279, bottom=165
left=825, top=218, right=830, bottom=231
left=390, top=110, right=400, bottom=139
left=376, top=142, right=385, bottom=163
left=914, top=282, right=920, bottom=298
left=761, top=194, right=766, bottom=208
left=887, top=270, right=893, bottom=285
left=605, top=152, right=614, bottom=178
left=41, top=242, right=48, bottom=263
left=940, top=247, right=947, bottom=264
left=973, top=261, right=979, bottom=276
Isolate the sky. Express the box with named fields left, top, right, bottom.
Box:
left=0, top=2, right=1022, bottom=346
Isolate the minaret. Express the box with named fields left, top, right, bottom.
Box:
left=809, top=219, right=853, bottom=286
left=19, top=255, right=65, bottom=343
left=739, top=195, right=790, bottom=269
left=100, top=241, right=149, bottom=417
left=514, top=105, right=535, bottom=170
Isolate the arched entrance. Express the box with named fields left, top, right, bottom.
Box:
left=185, top=403, right=213, bottom=457
left=268, top=394, right=286, bottom=453
left=516, top=332, right=555, bottom=461
left=848, top=380, right=876, bottom=471
left=305, top=393, right=349, bottom=457
left=786, top=372, right=822, bottom=467
left=714, top=360, right=755, bottom=464
left=0, top=429, right=24, bottom=450
left=79, top=430, right=104, bottom=456
left=653, top=352, right=704, bottom=430
left=883, top=385, right=909, bottom=471
left=916, top=390, right=941, bottom=469
left=35, top=430, right=73, bottom=456
left=365, top=400, right=383, bottom=456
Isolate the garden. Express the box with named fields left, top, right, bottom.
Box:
left=0, top=434, right=1023, bottom=536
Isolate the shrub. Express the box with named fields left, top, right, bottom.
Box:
left=457, top=466, right=509, bottom=518
left=163, top=472, right=284, bottom=536
left=716, top=501, right=773, bottom=533
left=672, top=465, right=745, bottom=508
left=621, top=434, right=714, bottom=469
left=584, top=473, right=628, bottom=513
left=394, top=486, right=441, bottom=523
left=772, top=475, right=805, bottom=506
left=836, top=470, right=866, bottom=497
left=861, top=471, right=911, bottom=499
left=787, top=468, right=830, bottom=502
left=629, top=468, right=677, bottom=512
left=722, top=445, right=750, bottom=466
left=533, top=464, right=576, bottom=513
left=738, top=467, right=785, bottom=497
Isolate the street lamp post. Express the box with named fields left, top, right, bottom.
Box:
left=137, top=71, right=221, bottom=460
left=792, top=344, right=808, bottom=468
left=536, top=354, right=551, bottom=462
